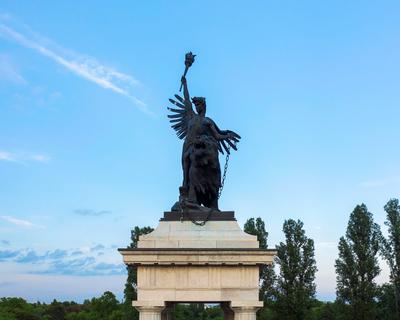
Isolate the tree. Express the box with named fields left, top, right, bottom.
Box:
left=376, top=283, right=397, bottom=320
left=91, top=291, right=119, bottom=319
left=244, top=218, right=268, bottom=249
left=0, top=297, right=39, bottom=320
left=46, top=300, right=66, bottom=320
left=335, top=204, right=382, bottom=320
left=170, top=303, right=223, bottom=320
left=123, top=226, right=154, bottom=320
left=381, top=198, right=400, bottom=319
left=274, top=219, right=317, bottom=320
left=243, top=218, right=276, bottom=302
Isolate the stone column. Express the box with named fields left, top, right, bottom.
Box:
left=231, top=306, right=260, bottom=320
left=135, top=306, right=164, bottom=320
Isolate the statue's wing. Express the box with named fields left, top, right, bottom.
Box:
left=212, top=121, right=241, bottom=155
left=167, top=94, right=194, bottom=140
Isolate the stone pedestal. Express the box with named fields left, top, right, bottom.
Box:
left=119, top=211, right=276, bottom=320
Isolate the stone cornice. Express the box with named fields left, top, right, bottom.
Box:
left=119, top=248, right=276, bottom=266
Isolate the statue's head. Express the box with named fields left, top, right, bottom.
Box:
left=192, top=97, right=206, bottom=115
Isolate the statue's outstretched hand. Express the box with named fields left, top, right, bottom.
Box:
left=227, top=130, right=241, bottom=143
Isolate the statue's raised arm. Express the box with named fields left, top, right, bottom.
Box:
left=167, top=53, right=196, bottom=140
left=180, top=76, right=193, bottom=113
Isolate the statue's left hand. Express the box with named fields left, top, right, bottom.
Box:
left=227, top=130, right=241, bottom=142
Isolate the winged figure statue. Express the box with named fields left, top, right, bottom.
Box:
left=168, top=53, right=241, bottom=212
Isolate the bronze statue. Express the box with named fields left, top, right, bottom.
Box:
left=168, top=53, right=241, bottom=212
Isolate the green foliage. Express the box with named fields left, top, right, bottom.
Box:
left=90, top=292, right=119, bottom=319
left=244, top=218, right=276, bottom=303
left=258, top=300, right=349, bottom=320
left=257, top=304, right=278, bottom=320
left=376, top=283, right=397, bottom=320
left=4, top=297, right=359, bottom=320
left=0, top=293, right=126, bottom=320
left=45, top=300, right=66, bottom=320
left=0, top=297, right=41, bottom=320
left=0, top=296, right=224, bottom=320
left=171, top=304, right=223, bottom=320
left=127, top=226, right=154, bottom=250
left=275, top=219, right=317, bottom=320
left=381, top=198, right=400, bottom=320
left=66, top=292, right=122, bottom=320
left=123, top=264, right=137, bottom=320
left=123, top=226, right=154, bottom=320
left=244, top=218, right=268, bottom=249
left=335, top=204, right=382, bottom=320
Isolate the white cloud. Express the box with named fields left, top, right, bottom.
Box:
left=0, top=14, right=148, bottom=112
left=79, top=246, right=91, bottom=254
left=28, top=154, right=51, bottom=163
left=0, top=151, right=16, bottom=162
left=0, top=54, right=26, bottom=84
left=0, top=216, right=43, bottom=229
left=0, top=150, right=51, bottom=164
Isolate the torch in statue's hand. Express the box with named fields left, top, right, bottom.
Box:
left=179, top=51, right=196, bottom=92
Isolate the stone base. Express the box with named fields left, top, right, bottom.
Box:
left=119, top=211, right=276, bottom=320
left=136, top=218, right=259, bottom=249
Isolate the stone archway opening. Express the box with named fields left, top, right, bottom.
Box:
left=167, top=302, right=226, bottom=320
left=138, top=300, right=257, bottom=320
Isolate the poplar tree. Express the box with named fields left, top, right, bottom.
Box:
left=377, top=283, right=398, bottom=320
left=381, top=199, right=400, bottom=320
left=244, top=217, right=276, bottom=302
left=275, top=219, right=317, bottom=320
left=335, top=204, right=382, bottom=320
left=124, top=226, right=154, bottom=320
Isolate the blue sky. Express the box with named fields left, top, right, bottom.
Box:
left=0, top=1, right=399, bottom=302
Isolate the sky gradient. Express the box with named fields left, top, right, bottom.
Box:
left=0, top=1, right=399, bottom=302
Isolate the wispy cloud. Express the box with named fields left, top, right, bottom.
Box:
left=0, top=250, right=19, bottom=261
left=0, top=215, right=43, bottom=229
left=1, top=240, right=10, bottom=246
left=36, top=259, right=125, bottom=276
left=0, top=54, right=26, bottom=84
left=16, top=249, right=69, bottom=263
left=91, top=244, right=105, bottom=252
left=28, top=154, right=51, bottom=163
left=15, top=250, right=43, bottom=263
left=71, top=250, right=83, bottom=256
left=0, top=151, right=15, bottom=162
left=0, top=150, right=50, bottom=164
left=0, top=246, right=124, bottom=276
left=74, top=209, right=111, bottom=217
left=0, top=14, right=147, bottom=112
